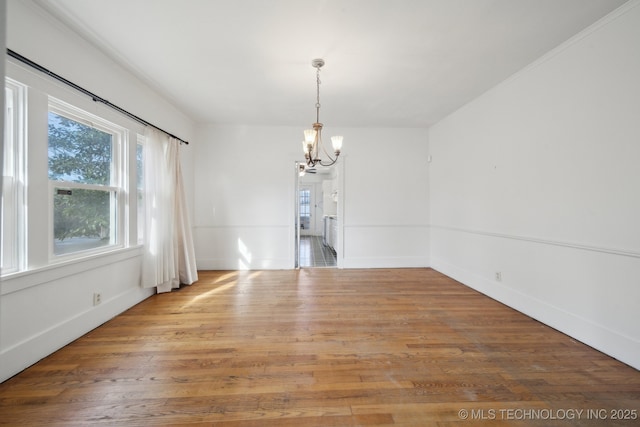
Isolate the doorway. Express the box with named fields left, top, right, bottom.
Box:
left=295, top=163, right=338, bottom=268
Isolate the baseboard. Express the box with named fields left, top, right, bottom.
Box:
left=341, top=256, right=430, bottom=269
left=197, top=257, right=430, bottom=270
left=431, top=257, right=640, bottom=370
left=196, top=257, right=293, bottom=270
left=0, top=286, right=154, bottom=383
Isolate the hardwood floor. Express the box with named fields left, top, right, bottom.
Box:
left=1, top=268, right=639, bottom=426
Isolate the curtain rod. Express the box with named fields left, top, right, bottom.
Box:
left=6, top=48, right=190, bottom=145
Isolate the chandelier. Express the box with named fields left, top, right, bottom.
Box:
left=302, top=58, right=343, bottom=167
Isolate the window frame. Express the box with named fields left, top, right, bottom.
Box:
left=3, top=59, right=146, bottom=280
left=2, top=78, right=27, bottom=274
left=47, top=97, right=128, bottom=261
left=136, top=134, right=145, bottom=245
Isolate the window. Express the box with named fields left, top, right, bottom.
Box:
left=48, top=99, right=126, bottom=257
left=1, top=79, right=26, bottom=273
left=299, top=189, right=310, bottom=230
left=3, top=69, right=143, bottom=278
left=136, top=135, right=145, bottom=244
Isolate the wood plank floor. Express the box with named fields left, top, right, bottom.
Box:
left=1, top=268, right=639, bottom=426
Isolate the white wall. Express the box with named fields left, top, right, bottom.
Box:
left=1, top=0, right=196, bottom=382
left=429, top=1, right=640, bottom=369
left=193, top=125, right=430, bottom=270
left=341, top=127, right=430, bottom=268
left=193, top=125, right=299, bottom=270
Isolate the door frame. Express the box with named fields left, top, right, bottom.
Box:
left=293, top=159, right=345, bottom=269
left=294, top=162, right=301, bottom=269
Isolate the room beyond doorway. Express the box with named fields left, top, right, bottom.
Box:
left=299, top=235, right=337, bottom=267
left=296, top=161, right=341, bottom=269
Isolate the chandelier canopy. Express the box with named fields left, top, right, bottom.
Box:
left=302, top=58, right=343, bottom=167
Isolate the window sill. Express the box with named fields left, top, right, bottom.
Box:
left=1, top=245, right=144, bottom=296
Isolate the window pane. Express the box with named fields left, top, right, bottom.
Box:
left=299, top=189, right=310, bottom=230
left=1, top=178, right=17, bottom=271
left=48, top=112, right=113, bottom=185
left=136, top=141, right=144, bottom=244
left=53, top=188, right=115, bottom=255
left=2, top=86, right=17, bottom=271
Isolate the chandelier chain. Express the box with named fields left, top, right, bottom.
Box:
left=302, top=58, right=340, bottom=169
left=315, top=66, right=321, bottom=123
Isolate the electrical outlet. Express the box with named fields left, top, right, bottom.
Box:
left=495, top=272, right=502, bottom=282
left=93, top=292, right=102, bottom=306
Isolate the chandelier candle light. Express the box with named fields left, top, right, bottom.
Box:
left=302, top=58, right=343, bottom=167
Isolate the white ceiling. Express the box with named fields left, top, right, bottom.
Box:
left=37, top=0, right=627, bottom=128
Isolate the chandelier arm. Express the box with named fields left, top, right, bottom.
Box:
left=318, top=157, right=338, bottom=167
left=306, top=141, right=318, bottom=166
left=306, top=150, right=316, bottom=166
left=319, top=150, right=338, bottom=165
left=318, top=134, right=337, bottom=162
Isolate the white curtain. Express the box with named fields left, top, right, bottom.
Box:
left=141, top=128, right=198, bottom=293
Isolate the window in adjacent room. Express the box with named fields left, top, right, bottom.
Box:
left=299, top=188, right=310, bottom=231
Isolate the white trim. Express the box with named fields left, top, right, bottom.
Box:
left=431, top=257, right=640, bottom=370
left=344, top=224, right=430, bottom=229
left=0, top=282, right=154, bottom=383
left=1, top=245, right=143, bottom=295
left=194, top=224, right=290, bottom=229
left=430, top=224, right=640, bottom=259
left=50, top=181, right=120, bottom=192
left=196, top=257, right=292, bottom=271
left=342, top=256, right=430, bottom=269
left=47, top=96, right=129, bottom=262
left=2, top=78, right=27, bottom=275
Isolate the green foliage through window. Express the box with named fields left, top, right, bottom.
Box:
left=48, top=111, right=117, bottom=253
left=53, top=188, right=113, bottom=254
left=48, top=112, right=112, bottom=185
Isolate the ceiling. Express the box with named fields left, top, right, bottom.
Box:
left=36, top=0, right=627, bottom=128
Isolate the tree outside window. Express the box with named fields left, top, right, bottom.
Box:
left=48, top=109, right=121, bottom=255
